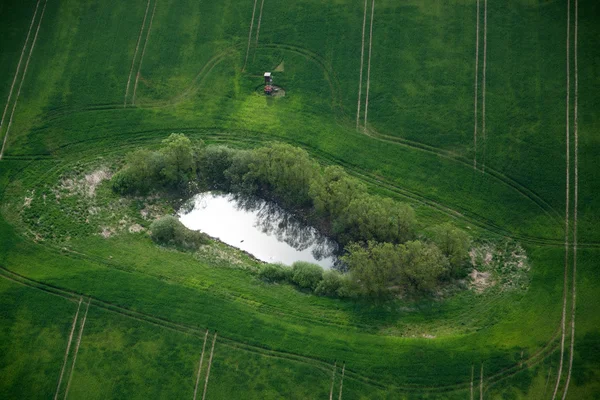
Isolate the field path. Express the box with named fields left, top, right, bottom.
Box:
left=0, top=0, right=48, bottom=161
left=470, top=364, right=474, bottom=400
left=53, top=297, right=82, bottom=400
left=132, top=0, right=158, bottom=106
left=338, top=363, right=345, bottom=400
left=193, top=329, right=209, bottom=400
left=63, top=298, right=91, bottom=399
left=479, top=364, right=483, bottom=400
left=329, top=362, right=337, bottom=400
left=124, top=0, right=152, bottom=107
left=562, top=0, right=579, bottom=398
left=0, top=0, right=41, bottom=138
left=254, top=0, right=265, bottom=45
left=362, top=0, right=375, bottom=132
left=201, top=332, right=217, bottom=400
left=480, top=0, right=488, bottom=173
left=472, top=0, right=480, bottom=170
left=552, top=0, right=572, bottom=398
left=242, top=0, right=259, bottom=71
left=0, top=266, right=565, bottom=396
left=355, top=0, right=369, bottom=130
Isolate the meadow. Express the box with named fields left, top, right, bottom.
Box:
left=0, top=0, right=599, bottom=398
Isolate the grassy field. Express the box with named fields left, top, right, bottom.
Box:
left=0, top=0, right=599, bottom=398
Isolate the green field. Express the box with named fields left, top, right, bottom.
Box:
left=0, top=0, right=599, bottom=398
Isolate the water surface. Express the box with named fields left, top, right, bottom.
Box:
left=178, top=192, right=338, bottom=268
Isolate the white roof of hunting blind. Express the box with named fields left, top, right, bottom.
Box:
left=264, top=72, right=271, bottom=77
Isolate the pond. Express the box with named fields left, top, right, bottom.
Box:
left=178, top=192, right=339, bottom=269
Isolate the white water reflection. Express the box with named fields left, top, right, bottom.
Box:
left=178, top=192, right=338, bottom=268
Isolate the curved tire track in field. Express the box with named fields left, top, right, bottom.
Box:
left=329, top=361, right=337, bottom=400
left=258, top=43, right=344, bottom=111
left=132, top=0, right=158, bottom=106
left=124, top=0, right=152, bottom=108
left=0, top=0, right=48, bottom=161
left=54, top=297, right=82, bottom=400
left=0, top=0, right=41, bottom=140
left=361, top=127, right=562, bottom=225
left=0, top=264, right=564, bottom=396
left=9, top=127, right=598, bottom=249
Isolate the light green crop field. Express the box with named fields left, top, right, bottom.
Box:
left=0, top=0, right=598, bottom=398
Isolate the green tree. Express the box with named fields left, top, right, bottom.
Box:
left=335, top=195, right=415, bottom=244
left=247, top=143, right=318, bottom=208
left=309, top=165, right=366, bottom=219
left=429, top=223, right=470, bottom=276
left=341, top=241, right=401, bottom=298
left=291, top=261, right=324, bottom=290
left=160, top=133, right=196, bottom=189
left=400, top=241, right=449, bottom=291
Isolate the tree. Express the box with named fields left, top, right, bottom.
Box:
left=247, top=143, right=318, bottom=208
left=309, top=165, right=366, bottom=219
left=291, top=262, right=324, bottom=290
left=160, top=133, right=196, bottom=189
left=341, top=241, right=401, bottom=298
left=429, top=223, right=470, bottom=277
left=334, top=195, right=416, bottom=244
left=400, top=241, right=449, bottom=292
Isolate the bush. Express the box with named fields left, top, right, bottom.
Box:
left=291, top=262, right=323, bottom=290
left=258, top=263, right=292, bottom=283
left=150, top=215, right=208, bottom=250
left=314, top=270, right=343, bottom=296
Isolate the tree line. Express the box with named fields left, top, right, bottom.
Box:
left=112, top=134, right=471, bottom=299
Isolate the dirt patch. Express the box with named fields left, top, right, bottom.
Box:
left=100, top=227, right=115, bottom=238
left=84, top=168, right=111, bottom=197
left=469, top=269, right=494, bottom=293
left=469, top=240, right=530, bottom=292
left=23, top=190, right=34, bottom=208
left=129, top=224, right=145, bottom=233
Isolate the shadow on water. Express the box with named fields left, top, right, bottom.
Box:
left=179, top=192, right=340, bottom=268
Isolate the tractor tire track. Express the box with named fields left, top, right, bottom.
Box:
left=201, top=332, right=217, bottom=400
left=54, top=297, right=82, bottom=400
left=329, top=361, right=337, bottom=400
left=355, top=0, right=369, bottom=130
left=552, top=0, right=572, bottom=397
left=479, top=364, right=484, bottom=400
left=0, top=266, right=563, bottom=396
left=254, top=0, right=265, bottom=46
left=338, top=362, right=345, bottom=400
left=0, top=0, right=48, bottom=161
left=63, top=298, right=90, bottom=400
left=132, top=0, right=158, bottom=106
left=0, top=0, right=41, bottom=139
left=242, top=0, right=259, bottom=71
left=480, top=0, right=488, bottom=173
left=124, top=0, right=152, bottom=108
left=362, top=0, right=375, bottom=132
left=562, top=0, right=578, bottom=397
left=193, top=330, right=209, bottom=400
left=472, top=0, right=480, bottom=170
left=470, top=364, right=474, bottom=400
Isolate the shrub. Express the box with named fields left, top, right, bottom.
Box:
left=150, top=215, right=208, bottom=250
left=258, top=263, right=292, bottom=283
left=291, top=262, right=324, bottom=290
left=314, top=270, right=343, bottom=296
